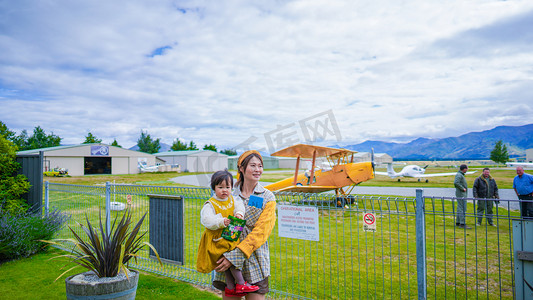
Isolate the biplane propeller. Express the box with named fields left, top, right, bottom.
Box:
left=264, top=144, right=375, bottom=204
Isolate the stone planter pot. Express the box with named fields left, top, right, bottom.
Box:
left=65, top=269, right=139, bottom=300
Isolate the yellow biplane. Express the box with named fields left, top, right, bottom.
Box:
left=264, top=144, right=375, bottom=203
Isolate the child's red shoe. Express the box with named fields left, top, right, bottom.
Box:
left=224, top=287, right=246, bottom=298
left=235, top=282, right=260, bottom=293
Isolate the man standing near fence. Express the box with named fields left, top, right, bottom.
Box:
left=454, top=164, right=471, bottom=229
left=513, top=166, right=533, bottom=219
left=473, top=167, right=499, bottom=226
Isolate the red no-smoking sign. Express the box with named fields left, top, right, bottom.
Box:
left=363, top=213, right=376, bottom=232
left=364, top=213, right=375, bottom=225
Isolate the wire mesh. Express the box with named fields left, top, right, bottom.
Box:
left=46, top=183, right=518, bottom=299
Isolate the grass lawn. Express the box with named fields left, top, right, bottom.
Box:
left=0, top=247, right=220, bottom=300
left=43, top=171, right=203, bottom=186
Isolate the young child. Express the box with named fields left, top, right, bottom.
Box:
left=196, top=169, right=260, bottom=297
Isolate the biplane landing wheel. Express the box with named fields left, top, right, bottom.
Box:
left=425, top=179, right=429, bottom=183
left=334, top=196, right=354, bottom=207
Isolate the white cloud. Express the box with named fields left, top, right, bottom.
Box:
left=1, top=0, right=532, bottom=151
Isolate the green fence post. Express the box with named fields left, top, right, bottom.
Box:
left=105, top=181, right=111, bottom=234
left=44, top=181, right=49, bottom=216
left=415, top=188, right=427, bottom=300
left=513, top=220, right=533, bottom=300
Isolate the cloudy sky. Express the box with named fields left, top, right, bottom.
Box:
left=1, top=0, right=532, bottom=153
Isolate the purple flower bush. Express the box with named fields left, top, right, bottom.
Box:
left=0, top=208, right=69, bottom=261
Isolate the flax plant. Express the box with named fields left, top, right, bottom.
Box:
left=43, top=209, right=161, bottom=280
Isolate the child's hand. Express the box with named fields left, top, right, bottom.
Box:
left=235, top=213, right=244, bottom=219
left=223, top=218, right=230, bottom=226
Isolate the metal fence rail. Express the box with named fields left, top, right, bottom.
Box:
left=272, top=192, right=420, bottom=299
left=45, top=182, right=520, bottom=299
left=423, top=196, right=519, bottom=300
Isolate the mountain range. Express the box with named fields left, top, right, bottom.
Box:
left=126, top=124, right=532, bottom=160
left=340, top=124, right=533, bottom=160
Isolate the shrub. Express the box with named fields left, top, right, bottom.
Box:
left=0, top=133, right=30, bottom=214
left=0, top=209, right=69, bottom=261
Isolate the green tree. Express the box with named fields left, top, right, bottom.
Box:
left=220, top=149, right=237, bottom=156
left=171, top=138, right=188, bottom=151
left=0, top=134, right=30, bottom=214
left=14, top=126, right=61, bottom=150
left=137, top=131, right=161, bottom=154
left=187, top=141, right=198, bottom=150
left=12, top=129, right=28, bottom=150
left=203, top=144, right=217, bottom=152
left=111, top=139, right=121, bottom=148
left=0, top=121, right=16, bottom=141
left=490, top=140, right=509, bottom=165
left=28, top=127, right=61, bottom=150
left=83, top=132, right=102, bottom=144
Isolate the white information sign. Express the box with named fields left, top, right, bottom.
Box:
left=363, top=212, right=377, bottom=232
left=278, top=205, right=319, bottom=241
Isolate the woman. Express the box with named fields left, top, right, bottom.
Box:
left=213, top=150, right=277, bottom=299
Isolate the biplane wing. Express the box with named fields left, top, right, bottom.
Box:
left=265, top=144, right=374, bottom=196
left=274, top=185, right=339, bottom=193
left=271, top=144, right=357, bottom=158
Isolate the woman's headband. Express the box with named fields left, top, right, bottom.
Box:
left=237, top=150, right=262, bottom=168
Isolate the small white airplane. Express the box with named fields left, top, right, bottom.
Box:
left=375, top=163, right=477, bottom=182
left=505, top=162, right=533, bottom=169
left=138, top=161, right=159, bottom=173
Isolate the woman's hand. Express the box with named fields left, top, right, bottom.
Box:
left=215, top=257, right=233, bottom=272
left=223, top=217, right=230, bottom=226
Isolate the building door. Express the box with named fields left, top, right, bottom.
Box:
left=84, top=157, right=112, bottom=175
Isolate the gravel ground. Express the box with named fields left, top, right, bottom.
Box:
left=70, top=270, right=136, bottom=284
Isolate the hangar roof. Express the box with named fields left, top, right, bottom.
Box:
left=154, top=150, right=227, bottom=157
left=17, top=143, right=155, bottom=157
left=17, top=144, right=82, bottom=154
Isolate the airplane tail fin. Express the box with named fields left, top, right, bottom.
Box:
left=386, top=163, right=396, bottom=177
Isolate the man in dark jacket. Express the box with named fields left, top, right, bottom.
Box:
left=454, top=164, right=470, bottom=228
left=473, top=168, right=499, bottom=226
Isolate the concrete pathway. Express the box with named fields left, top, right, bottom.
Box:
left=169, top=173, right=213, bottom=187
left=169, top=174, right=521, bottom=210
left=353, top=186, right=520, bottom=210
left=353, top=186, right=518, bottom=199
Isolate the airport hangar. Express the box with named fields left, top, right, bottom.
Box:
left=17, top=144, right=158, bottom=176
left=227, top=155, right=306, bottom=170
left=153, top=150, right=228, bottom=172
left=227, top=155, right=282, bottom=170
left=352, top=152, right=393, bottom=164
